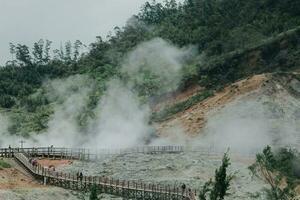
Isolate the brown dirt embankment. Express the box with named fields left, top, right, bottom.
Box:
left=0, top=159, right=40, bottom=190
left=156, top=74, right=268, bottom=136
left=37, top=159, right=73, bottom=168
left=0, top=158, right=73, bottom=190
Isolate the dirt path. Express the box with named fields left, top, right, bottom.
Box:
left=0, top=158, right=73, bottom=190
left=37, top=159, right=73, bottom=168
left=0, top=159, right=41, bottom=190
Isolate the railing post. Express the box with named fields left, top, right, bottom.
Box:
left=43, top=176, right=47, bottom=185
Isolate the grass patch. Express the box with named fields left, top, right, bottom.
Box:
left=151, top=90, right=213, bottom=122
left=0, top=159, right=11, bottom=169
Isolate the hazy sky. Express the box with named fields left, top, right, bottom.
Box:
left=0, top=0, right=166, bottom=65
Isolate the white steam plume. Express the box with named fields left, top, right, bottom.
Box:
left=122, top=38, right=196, bottom=93
left=0, top=113, right=16, bottom=147
left=86, top=38, right=194, bottom=148
left=87, top=79, right=152, bottom=148
left=196, top=88, right=300, bottom=154
left=34, top=75, right=94, bottom=147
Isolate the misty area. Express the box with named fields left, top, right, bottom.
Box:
left=1, top=0, right=300, bottom=199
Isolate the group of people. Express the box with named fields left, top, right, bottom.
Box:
left=29, top=158, right=38, bottom=167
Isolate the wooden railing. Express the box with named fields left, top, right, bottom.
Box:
left=0, top=145, right=257, bottom=161
left=13, top=152, right=196, bottom=200
left=0, top=146, right=184, bottom=161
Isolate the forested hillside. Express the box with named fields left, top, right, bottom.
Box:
left=1, top=0, right=300, bottom=137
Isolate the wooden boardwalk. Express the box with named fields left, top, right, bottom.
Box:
left=0, top=147, right=196, bottom=200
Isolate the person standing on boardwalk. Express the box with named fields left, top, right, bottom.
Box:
left=181, top=183, right=186, bottom=194
left=79, top=171, right=83, bottom=182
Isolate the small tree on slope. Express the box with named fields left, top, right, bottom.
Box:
left=199, top=152, right=233, bottom=200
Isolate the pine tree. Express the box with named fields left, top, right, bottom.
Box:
left=199, top=152, right=233, bottom=200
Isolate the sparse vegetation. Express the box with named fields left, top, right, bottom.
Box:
left=151, top=90, right=213, bottom=122
left=0, top=159, right=11, bottom=169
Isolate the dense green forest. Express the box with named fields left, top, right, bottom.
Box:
left=1, top=0, right=300, bottom=136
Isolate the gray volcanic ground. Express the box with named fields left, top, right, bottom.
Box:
left=58, top=151, right=268, bottom=200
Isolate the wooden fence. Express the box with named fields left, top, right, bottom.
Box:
left=0, top=146, right=184, bottom=161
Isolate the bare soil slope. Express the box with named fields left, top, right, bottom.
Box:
left=0, top=159, right=40, bottom=190
left=156, top=74, right=268, bottom=136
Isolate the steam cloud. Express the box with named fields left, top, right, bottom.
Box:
left=196, top=88, right=300, bottom=154
left=87, top=79, right=152, bottom=148
left=122, top=38, right=195, bottom=93
left=35, top=75, right=94, bottom=147
left=0, top=113, right=15, bottom=146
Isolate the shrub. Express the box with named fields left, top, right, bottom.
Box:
left=89, top=184, right=99, bottom=200
left=0, top=95, right=15, bottom=108
left=0, top=160, right=11, bottom=169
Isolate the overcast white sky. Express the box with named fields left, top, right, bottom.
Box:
left=0, top=0, right=168, bottom=65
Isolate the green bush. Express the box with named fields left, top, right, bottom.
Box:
left=0, top=95, right=15, bottom=108
left=0, top=160, right=11, bottom=169
left=89, top=184, right=99, bottom=200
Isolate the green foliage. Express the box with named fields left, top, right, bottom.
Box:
left=89, top=184, right=99, bottom=200
left=0, top=95, right=15, bottom=108
left=32, top=39, right=44, bottom=64
left=199, top=152, right=233, bottom=200
left=0, top=159, right=11, bottom=169
left=249, top=146, right=300, bottom=200
left=15, top=44, right=32, bottom=66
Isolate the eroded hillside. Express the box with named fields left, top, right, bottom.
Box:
left=155, top=74, right=268, bottom=136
